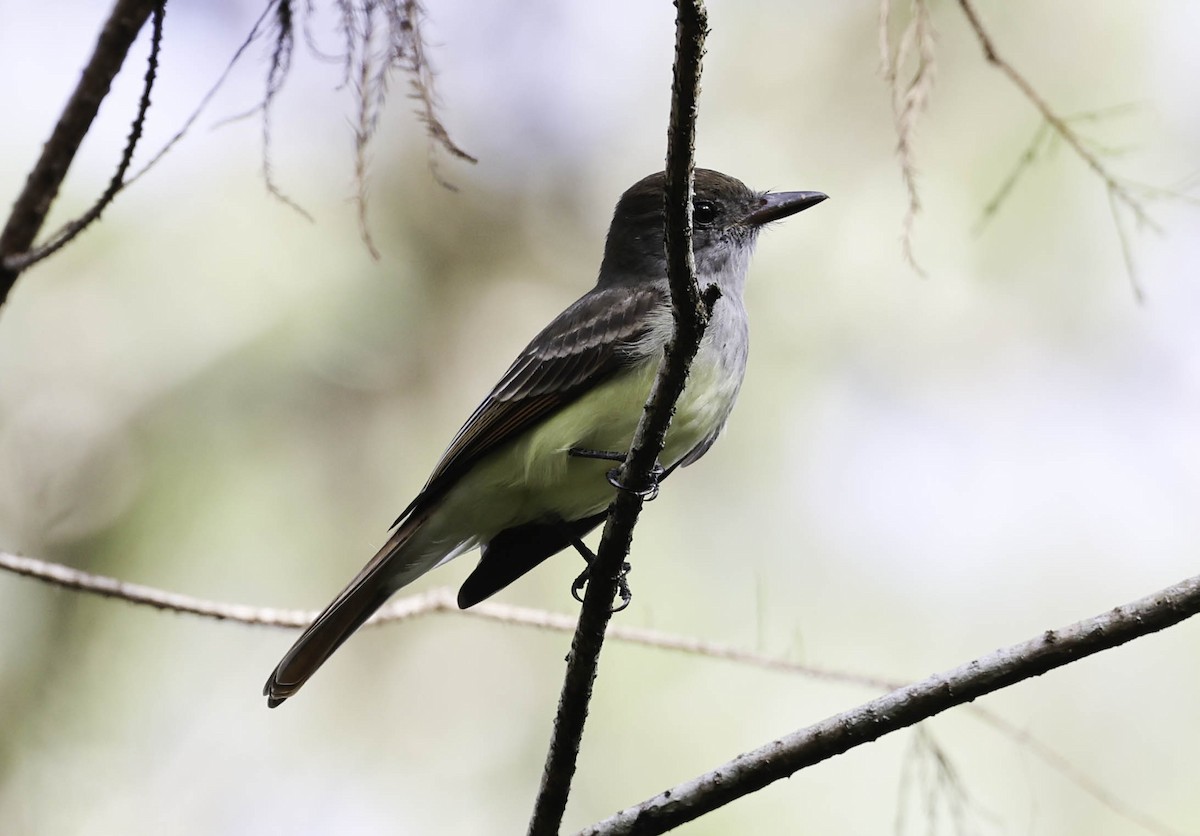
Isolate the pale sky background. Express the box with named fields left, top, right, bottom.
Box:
left=0, top=1, right=1198, bottom=834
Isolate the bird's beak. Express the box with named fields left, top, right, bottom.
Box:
left=742, top=191, right=828, bottom=226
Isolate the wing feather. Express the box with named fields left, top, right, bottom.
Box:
left=391, top=284, right=666, bottom=527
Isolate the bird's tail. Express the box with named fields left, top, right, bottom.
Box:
left=263, top=514, right=431, bottom=707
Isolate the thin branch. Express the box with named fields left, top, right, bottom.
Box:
left=969, top=709, right=1189, bottom=836
left=0, top=548, right=892, bottom=681
left=879, top=0, right=936, bottom=274
left=0, top=547, right=1187, bottom=836
left=300, top=0, right=345, bottom=66
left=578, top=573, right=1200, bottom=836
left=957, top=0, right=1148, bottom=227
left=0, top=0, right=162, bottom=306
left=1, top=0, right=479, bottom=290
left=4, top=1, right=166, bottom=274
left=0, top=549, right=880, bottom=676
left=975, top=107, right=1152, bottom=231
left=955, top=0, right=1165, bottom=300
left=335, top=0, right=358, bottom=90
left=973, top=120, right=1052, bottom=232
left=393, top=0, right=478, bottom=174
left=895, top=727, right=984, bottom=836
left=352, top=0, right=383, bottom=258
left=124, top=2, right=278, bottom=190
left=349, top=0, right=479, bottom=252
left=525, top=4, right=710, bottom=834
left=259, top=0, right=313, bottom=219
left=1108, top=187, right=1145, bottom=304
left=0, top=549, right=318, bottom=626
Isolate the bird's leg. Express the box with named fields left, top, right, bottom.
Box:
left=567, top=447, right=665, bottom=502
left=567, top=447, right=625, bottom=463
left=565, top=530, right=631, bottom=613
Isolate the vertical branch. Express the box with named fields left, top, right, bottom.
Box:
left=525, top=3, right=709, bottom=835
left=0, top=0, right=162, bottom=306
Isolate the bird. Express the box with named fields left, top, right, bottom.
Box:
left=264, top=169, right=827, bottom=706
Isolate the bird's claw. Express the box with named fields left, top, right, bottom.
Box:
left=567, top=446, right=664, bottom=501
left=572, top=561, right=632, bottom=613
left=605, top=464, right=663, bottom=502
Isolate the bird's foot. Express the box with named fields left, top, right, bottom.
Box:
left=571, top=562, right=632, bottom=613
left=605, top=466, right=662, bottom=502
left=566, top=532, right=632, bottom=613
left=568, top=447, right=665, bottom=502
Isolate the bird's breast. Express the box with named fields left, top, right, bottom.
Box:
left=429, top=299, right=748, bottom=543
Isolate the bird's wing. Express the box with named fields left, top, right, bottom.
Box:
left=391, top=283, right=667, bottom=527
left=265, top=285, right=668, bottom=704
left=456, top=511, right=608, bottom=609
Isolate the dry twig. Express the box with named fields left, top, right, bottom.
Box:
left=3, top=2, right=166, bottom=274
left=580, top=573, right=1200, bottom=835
left=124, top=3, right=278, bottom=190
left=879, top=0, right=937, bottom=274
left=955, top=0, right=1175, bottom=301
left=880, top=0, right=1195, bottom=294
left=0, top=0, right=164, bottom=305
left=0, top=547, right=1188, bottom=836
left=525, top=3, right=711, bottom=833
left=330, top=0, right=478, bottom=254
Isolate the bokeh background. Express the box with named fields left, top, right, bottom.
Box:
left=1, top=1, right=1198, bottom=833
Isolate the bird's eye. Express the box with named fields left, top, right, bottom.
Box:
left=693, top=200, right=718, bottom=226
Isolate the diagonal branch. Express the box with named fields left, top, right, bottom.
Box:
left=0, top=547, right=1188, bottom=836
left=957, top=0, right=1149, bottom=227
left=525, top=3, right=710, bottom=834
left=4, top=1, right=166, bottom=275
left=578, top=573, right=1200, bottom=835
left=0, top=0, right=163, bottom=307
left=956, top=0, right=1167, bottom=301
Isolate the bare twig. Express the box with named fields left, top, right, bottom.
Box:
left=0, top=548, right=890, bottom=685
left=525, top=4, right=710, bottom=834
left=0, top=549, right=883, bottom=678
left=879, top=0, right=936, bottom=274
left=974, top=107, right=1149, bottom=231
left=957, top=0, right=1148, bottom=227
left=579, top=573, right=1200, bottom=836
left=969, top=709, right=1189, bottom=836
left=300, top=0, right=345, bottom=66
left=895, top=727, right=983, bottom=836
left=881, top=0, right=1191, bottom=293
left=4, top=1, right=166, bottom=275
left=1108, top=187, right=1145, bottom=303
left=259, top=0, right=313, bottom=219
left=971, top=102, right=1159, bottom=231
left=0, top=549, right=317, bottom=626
left=0, top=0, right=163, bottom=305
left=391, top=0, right=477, bottom=174
left=124, top=2, right=278, bottom=190
left=973, top=121, right=1052, bottom=232
left=352, top=0, right=383, bottom=258
left=955, top=0, right=1162, bottom=299
left=1, top=0, right=479, bottom=292
left=0, top=547, right=1187, bottom=836
left=349, top=0, right=478, bottom=253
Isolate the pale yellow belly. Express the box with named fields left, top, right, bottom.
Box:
left=412, top=355, right=740, bottom=563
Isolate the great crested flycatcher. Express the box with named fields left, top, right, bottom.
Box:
left=264, top=169, right=826, bottom=706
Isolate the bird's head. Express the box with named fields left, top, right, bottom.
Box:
left=598, top=168, right=827, bottom=291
